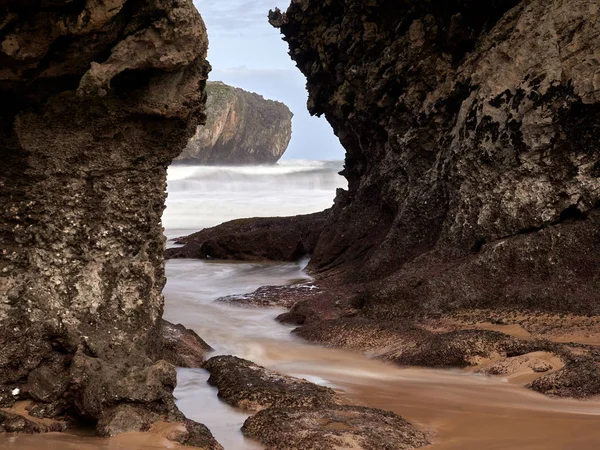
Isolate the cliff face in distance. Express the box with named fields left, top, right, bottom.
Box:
left=176, top=81, right=293, bottom=165
left=0, top=0, right=219, bottom=442
left=270, top=0, right=600, bottom=316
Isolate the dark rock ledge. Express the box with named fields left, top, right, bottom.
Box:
left=166, top=211, right=330, bottom=261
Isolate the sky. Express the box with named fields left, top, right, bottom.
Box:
left=193, top=0, right=345, bottom=161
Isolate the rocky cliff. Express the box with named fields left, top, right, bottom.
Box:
left=269, top=0, right=600, bottom=316
left=176, top=81, right=293, bottom=165
left=0, top=0, right=218, bottom=443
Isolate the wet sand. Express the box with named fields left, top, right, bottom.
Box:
left=3, top=259, right=600, bottom=449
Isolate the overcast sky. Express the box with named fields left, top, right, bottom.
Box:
left=193, top=0, right=345, bottom=161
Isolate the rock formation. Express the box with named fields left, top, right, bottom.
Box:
left=268, top=0, right=600, bottom=316
left=0, top=0, right=219, bottom=443
left=167, top=211, right=329, bottom=261
left=243, top=406, right=430, bottom=450
left=204, top=355, right=346, bottom=411
left=160, top=320, right=213, bottom=368
left=169, top=0, right=600, bottom=400
left=205, top=355, right=430, bottom=450
left=176, top=81, right=293, bottom=165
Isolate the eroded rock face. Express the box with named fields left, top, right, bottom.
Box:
left=0, top=0, right=213, bottom=438
left=176, top=81, right=293, bottom=165
left=270, top=0, right=600, bottom=315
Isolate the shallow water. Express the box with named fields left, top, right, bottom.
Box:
left=163, top=259, right=600, bottom=450
left=163, top=160, right=347, bottom=239
left=3, top=161, right=600, bottom=449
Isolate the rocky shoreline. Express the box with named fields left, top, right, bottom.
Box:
left=194, top=272, right=600, bottom=400
left=266, top=0, right=600, bottom=316
left=0, top=0, right=220, bottom=445
left=204, top=355, right=430, bottom=450
left=2, top=0, right=600, bottom=448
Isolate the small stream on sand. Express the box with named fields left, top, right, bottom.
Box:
left=3, top=161, right=600, bottom=449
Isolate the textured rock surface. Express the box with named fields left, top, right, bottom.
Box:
left=169, top=419, right=225, bottom=450
left=242, top=405, right=430, bottom=450
left=216, top=282, right=319, bottom=309
left=527, top=358, right=600, bottom=398
left=0, top=0, right=216, bottom=439
left=204, top=355, right=344, bottom=411
left=166, top=211, right=329, bottom=261
left=205, top=355, right=429, bottom=449
left=160, top=320, right=212, bottom=368
left=176, top=81, right=293, bottom=165
left=269, top=0, right=600, bottom=315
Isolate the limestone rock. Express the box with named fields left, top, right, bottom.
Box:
left=242, top=405, right=430, bottom=450
left=166, top=211, right=329, bottom=261
left=269, top=0, right=600, bottom=315
left=204, top=355, right=344, bottom=411
left=0, top=0, right=211, bottom=436
left=176, top=81, right=293, bottom=165
left=160, top=319, right=213, bottom=368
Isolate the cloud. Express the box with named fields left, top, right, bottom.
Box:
left=193, top=1, right=345, bottom=160
left=195, top=0, right=283, bottom=35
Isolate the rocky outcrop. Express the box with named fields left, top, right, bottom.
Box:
left=216, top=282, right=320, bottom=309
left=268, top=0, right=600, bottom=316
left=176, top=81, right=293, bottom=165
left=205, top=355, right=430, bottom=450
left=166, top=211, right=329, bottom=261
left=160, top=320, right=213, bottom=368
left=0, top=0, right=218, bottom=442
left=204, top=355, right=345, bottom=411
left=243, top=405, right=430, bottom=450
left=180, top=0, right=600, bottom=401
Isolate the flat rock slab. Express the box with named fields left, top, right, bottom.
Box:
left=242, top=405, right=430, bottom=450
left=204, top=355, right=344, bottom=411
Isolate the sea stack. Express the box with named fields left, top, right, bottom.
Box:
left=177, top=81, right=293, bottom=165
left=0, top=0, right=218, bottom=441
